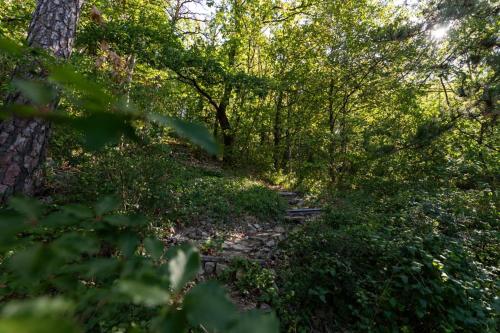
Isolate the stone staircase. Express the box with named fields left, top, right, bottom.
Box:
left=198, top=191, right=322, bottom=275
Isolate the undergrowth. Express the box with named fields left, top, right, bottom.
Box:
left=47, top=130, right=286, bottom=227
left=273, top=187, right=499, bottom=332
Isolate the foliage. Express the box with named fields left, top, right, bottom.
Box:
left=274, top=187, right=499, bottom=332
left=0, top=30, right=278, bottom=332
left=0, top=0, right=499, bottom=332
left=46, top=137, right=286, bottom=225
left=0, top=197, right=279, bottom=332
left=221, top=258, right=278, bottom=304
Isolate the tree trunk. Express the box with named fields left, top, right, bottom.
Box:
left=0, top=0, right=84, bottom=203
left=327, top=79, right=337, bottom=182
left=217, top=41, right=237, bottom=162
left=217, top=100, right=234, bottom=149
left=282, top=96, right=292, bottom=172
left=273, top=91, right=283, bottom=170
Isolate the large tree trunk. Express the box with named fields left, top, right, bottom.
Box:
left=0, top=0, right=84, bottom=203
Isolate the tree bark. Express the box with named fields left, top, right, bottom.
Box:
left=273, top=91, right=283, bottom=170
left=216, top=38, right=238, bottom=162
left=217, top=82, right=234, bottom=149
left=282, top=96, right=292, bottom=172
left=327, top=79, right=337, bottom=182
left=0, top=0, right=84, bottom=203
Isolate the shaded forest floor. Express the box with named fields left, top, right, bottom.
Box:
left=46, top=138, right=316, bottom=309
left=40, top=136, right=498, bottom=331
left=165, top=190, right=322, bottom=310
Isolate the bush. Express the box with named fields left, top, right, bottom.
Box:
left=47, top=138, right=286, bottom=226
left=274, top=189, right=499, bottom=332
left=0, top=197, right=279, bottom=332
left=221, top=258, right=278, bottom=304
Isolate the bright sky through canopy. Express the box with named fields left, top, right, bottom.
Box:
left=431, top=25, right=450, bottom=40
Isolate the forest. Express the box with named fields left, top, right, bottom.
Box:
left=0, top=0, right=498, bottom=332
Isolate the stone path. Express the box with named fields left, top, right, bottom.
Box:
left=163, top=190, right=322, bottom=276
left=162, top=190, right=323, bottom=310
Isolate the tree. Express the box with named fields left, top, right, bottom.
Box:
left=0, top=0, right=84, bottom=203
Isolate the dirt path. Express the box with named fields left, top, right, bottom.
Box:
left=165, top=191, right=321, bottom=272
left=163, top=190, right=322, bottom=309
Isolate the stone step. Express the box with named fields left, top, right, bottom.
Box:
left=284, top=215, right=308, bottom=222
left=288, top=198, right=304, bottom=205
left=286, top=208, right=322, bottom=216
left=201, top=255, right=267, bottom=276
left=278, top=191, right=298, bottom=197
left=202, top=255, right=269, bottom=263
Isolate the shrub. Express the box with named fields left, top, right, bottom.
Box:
left=274, top=189, right=499, bottom=332
left=47, top=139, right=286, bottom=226
left=0, top=197, right=279, bottom=332
left=222, top=258, right=278, bottom=304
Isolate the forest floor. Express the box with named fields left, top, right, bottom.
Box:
left=48, top=140, right=327, bottom=312
left=162, top=189, right=323, bottom=310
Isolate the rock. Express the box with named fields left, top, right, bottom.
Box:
left=274, top=226, right=285, bottom=233
left=228, top=243, right=252, bottom=252
left=245, top=216, right=259, bottom=224
left=184, top=228, right=200, bottom=238
left=265, top=240, right=276, bottom=247
left=39, top=196, right=53, bottom=204
left=278, top=191, right=297, bottom=197
left=259, top=303, right=272, bottom=312
left=222, top=241, right=234, bottom=249
left=204, top=262, right=216, bottom=274
left=216, top=263, right=228, bottom=276
left=222, top=251, right=242, bottom=258
left=255, top=250, right=270, bottom=259
left=252, top=223, right=261, bottom=230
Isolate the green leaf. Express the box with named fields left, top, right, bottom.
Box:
left=12, top=79, right=56, bottom=106
left=0, top=318, right=80, bottom=333
left=228, top=310, right=279, bottom=333
left=147, top=114, right=220, bottom=155
left=49, top=65, right=111, bottom=111
left=144, top=237, right=165, bottom=260
left=152, top=310, right=188, bottom=333
left=62, top=204, right=94, bottom=219
left=8, top=197, right=43, bottom=220
left=103, top=215, right=132, bottom=226
left=74, top=113, right=134, bottom=151
left=0, top=209, right=27, bottom=249
left=40, top=211, right=73, bottom=227
left=167, top=244, right=201, bottom=292
left=1, top=297, right=74, bottom=318
left=0, top=36, right=23, bottom=56
left=80, top=258, right=120, bottom=279
left=183, top=282, right=238, bottom=331
left=51, top=233, right=99, bottom=259
left=95, top=196, right=120, bottom=216
left=8, top=245, right=60, bottom=280
left=116, top=280, right=170, bottom=307
left=0, top=297, right=79, bottom=333
left=103, top=214, right=149, bottom=227
left=118, top=233, right=140, bottom=258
